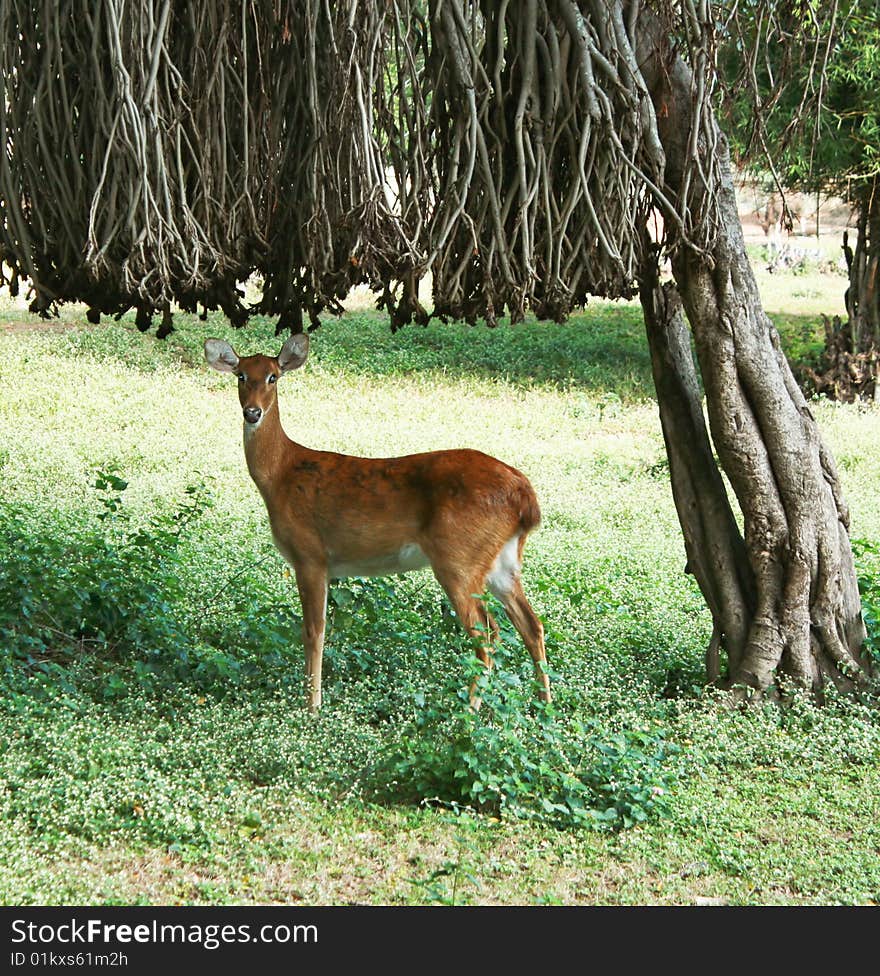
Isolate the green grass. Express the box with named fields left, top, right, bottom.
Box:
left=1, top=265, right=879, bottom=906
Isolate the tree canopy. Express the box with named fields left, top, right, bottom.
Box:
left=722, top=0, right=879, bottom=201
left=720, top=0, right=880, bottom=396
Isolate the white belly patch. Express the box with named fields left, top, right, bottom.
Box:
left=329, top=543, right=431, bottom=579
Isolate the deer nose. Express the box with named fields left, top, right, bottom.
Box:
left=243, top=406, right=262, bottom=424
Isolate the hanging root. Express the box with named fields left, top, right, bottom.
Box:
left=1, top=1, right=727, bottom=330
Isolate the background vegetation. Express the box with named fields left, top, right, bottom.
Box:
left=0, top=258, right=879, bottom=905
left=721, top=0, right=880, bottom=397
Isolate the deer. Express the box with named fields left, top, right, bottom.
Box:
left=204, top=333, right=551, bottom=713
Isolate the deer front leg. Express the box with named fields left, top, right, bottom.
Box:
left=294, top=564, right=328, bottom=714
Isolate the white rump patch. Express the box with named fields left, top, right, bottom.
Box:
left=487, top=534, right=521, bottom=598
left=329, top=542, right=430, bottom=579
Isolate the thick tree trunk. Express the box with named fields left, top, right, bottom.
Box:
left=846, top=178, right=880, bottom=359
left=639, top=260, right=754, bottom=680
left=806, top=179, right=880, bottom=401
left=639, top=31, right=870, bottom=695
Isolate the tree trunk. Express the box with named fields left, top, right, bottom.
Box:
left=838, top=178, right=880, bottom=400
left=639, top=259, right=754, bottom=681
left=805, top=178, right=880, bottom=401
left=846, top=177, right=880, bottom=359
left=639, top=31, right=870, bottom=695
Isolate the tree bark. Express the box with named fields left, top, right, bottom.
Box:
left=639, top=25, right=870, bottom=695
left=833, top=177, right=880, bottom=401
left=806, top=179, right=880, bottom=402
left=639, top=259, right=754, bottom=680
left=846, top=177, right=880, bottom=359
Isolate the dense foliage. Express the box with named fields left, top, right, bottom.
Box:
left=722, top=0, right=879, bottom=198
left=721, top=0, right=880, bottom=396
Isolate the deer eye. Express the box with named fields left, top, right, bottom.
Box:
left=267, top=374, right=277, bottom=384
left=237, top=372, right=245, bottom=382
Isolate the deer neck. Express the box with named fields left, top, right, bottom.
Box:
left=242, top=399, right=294, bottom=490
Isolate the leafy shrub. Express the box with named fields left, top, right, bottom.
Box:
left=0, top=472, right=304, bottom=697
left=380, top=608, right=678, bottom=831
left=0, top=472, right=210, bottom=689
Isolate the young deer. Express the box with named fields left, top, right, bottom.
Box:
left=205, top=334, right=551, bottom=712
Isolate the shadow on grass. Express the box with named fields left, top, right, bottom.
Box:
left=768, top=311, right=828, bottom=372
left=3, top=297, right=824, bottom=403
left=17, top=301, right=656, bottom=400
left=312, top=304, right=654, bottom=399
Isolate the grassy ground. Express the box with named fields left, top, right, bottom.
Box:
left=1, top=259, right=879, bottom=906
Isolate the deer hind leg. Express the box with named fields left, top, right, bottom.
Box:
left=493, top=579, right=551, bottom=703
left=430, top=560, right=499, bottom=707
left=486, top=536, right=552, bottom=704
left=294, top=564, right=328, bottom=714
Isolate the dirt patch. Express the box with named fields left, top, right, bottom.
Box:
left=0, top=318, right=84, bottom=334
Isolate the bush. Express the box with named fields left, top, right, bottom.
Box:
left=379, top=608, right=678, bottom=831
left=0, top=472, right=207, bottom=690
left=0, top=472, right=300, bottom=697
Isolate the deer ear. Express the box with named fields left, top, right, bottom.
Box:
left=278, top=333, right=309, bottom=373
left=204, top=339, right=239, bottom=373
